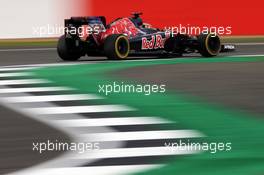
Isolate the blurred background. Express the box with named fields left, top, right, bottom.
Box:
left=0, top=0, right=263, bottom=39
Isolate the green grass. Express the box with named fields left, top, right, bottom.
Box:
left=30, top=56, right=264, bottom=175
left=0, top=39, right=57, bottom=48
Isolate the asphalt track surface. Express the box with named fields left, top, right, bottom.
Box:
left=114, top=61, right=264, bottom=116
left=0, top=43, right=263, bottom=175
left=0, top=44, right=263, bottom=66
left=0, top=105, right=70, bottom=174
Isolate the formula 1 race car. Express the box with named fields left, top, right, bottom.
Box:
left=57, top=13, right=235, bottom=60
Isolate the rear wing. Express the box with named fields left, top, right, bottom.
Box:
left=64, top=16, right=106, bottom=39
left=65, top=16, right=106, bottom=28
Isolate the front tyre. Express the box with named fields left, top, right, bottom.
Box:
left=57, top=35, right=81, bottom=61
left=197, top=33, right=221, bottom=57
left=104, top=34, right=130, bottom=60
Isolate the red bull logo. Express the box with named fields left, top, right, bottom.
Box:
left=142, top=34, right=166, bottom=50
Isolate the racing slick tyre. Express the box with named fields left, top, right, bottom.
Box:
left=197, top=33, right=221, bottom=57
left=57, top=35, right=81, bottom=61
left=104, top=34, right=130, bottom=60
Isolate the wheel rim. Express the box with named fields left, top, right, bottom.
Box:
left=206, top=35, right=221, bottom=55
left=115, top=36, right=129, bottom=58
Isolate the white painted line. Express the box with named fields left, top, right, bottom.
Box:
left=53, top=117, right=172, bottom=127
left=0, top=67, right=37, bottom=72
left=10, top=165, right=164, bottom=175
left=2, top=94, right=102, bottom=103
left=229, top=54, right=264, bottom=57
left=1, top=62, right=83, bottom=69
left=0, top=48, right=56, bottom=52
left=82, top=130, right=203, bottom=141
left=23, top=105, right=135, bottom=115
left=0, top=87, right=74, bottom=93
left=0, top=79, right=50, bottom=85
left=0, top=72, right=33, bottom=77
left=75, top=146, right=200, bottom=159
left=228, top=42, right=264, bottom=46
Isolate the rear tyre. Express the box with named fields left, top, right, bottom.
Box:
left=104, top=34, right=130, bottom=60
left=197, top=33, right=221, bottom=57
left=57, top=35, right=81, bottom=61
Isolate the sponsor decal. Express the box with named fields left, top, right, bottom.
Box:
left=224, top=45, right=235, bottom=49
left=142, top=35, right=155, bottom=50
left=142, top=34, right=169, bottom=50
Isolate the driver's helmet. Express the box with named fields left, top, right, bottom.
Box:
left=133, top=17, right=143, bottom=27
left=142, top=23, right=152, bottom=29
left=131, top=12, right=143, bottom=27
